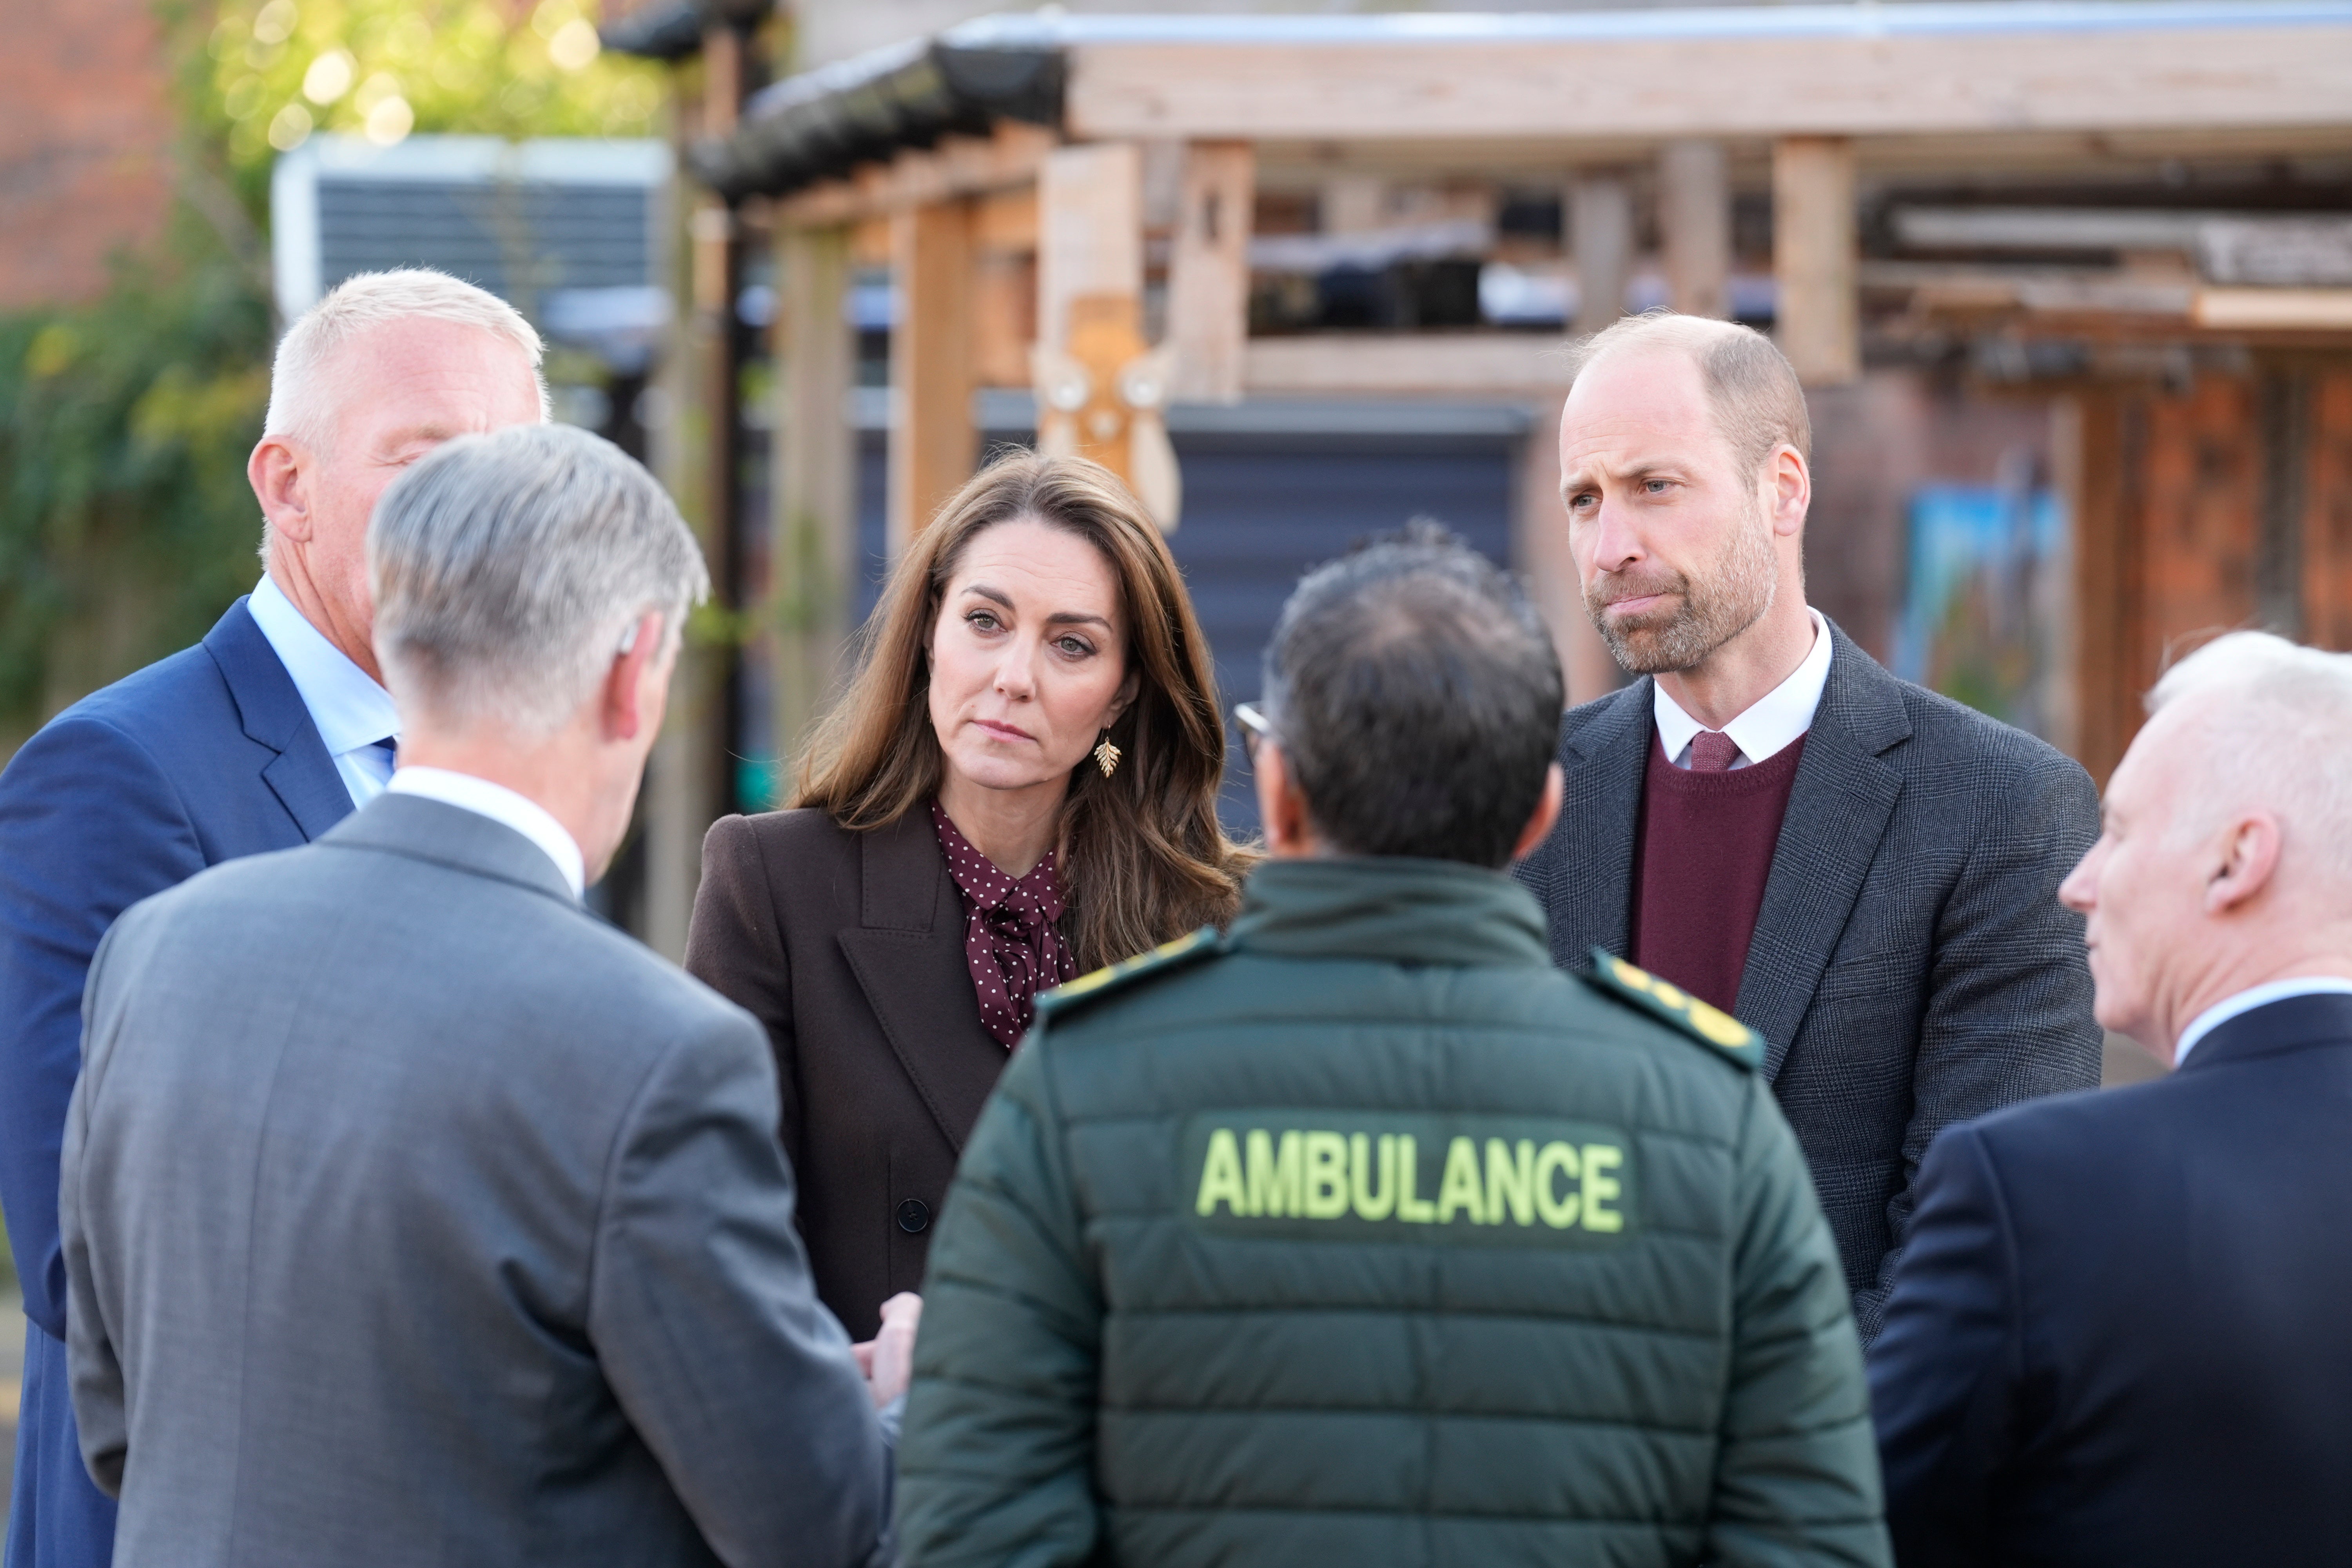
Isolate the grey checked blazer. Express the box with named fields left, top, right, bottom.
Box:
left=1515, top=622, right=2102, bottom=1341
left=61, top=793, right=892, bottom=1568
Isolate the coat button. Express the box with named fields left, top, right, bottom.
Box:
left=897, top=1199, right=931, bottom=1234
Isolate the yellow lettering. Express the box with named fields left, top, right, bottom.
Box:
left=1582, top=1144, right=1624, bottom=1232
left=1196, top=1128, right=1249, bottom=1216
left=1350, top=1133, right=1396, bottom=1221
left=1436, top=1136, right=1487, bottom=1224
left=1247, top=1129, right=1301, bottom=1218
left=1395, top=1134, right=1437, bottom=1222
left=1534, top=1142, right=1581, bottom=1229
left=1485, top=1139, right=1535, bottom=1227
left=1303, top=1131, right=1350, bottom=1218
left=1648, top=978, right=1690, bottom=1011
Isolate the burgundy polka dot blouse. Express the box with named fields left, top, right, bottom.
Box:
left=929, top=800, right=1078, bottom=1049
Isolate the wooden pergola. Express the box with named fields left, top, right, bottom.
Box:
left=628, top=0, right=2352, bottom=951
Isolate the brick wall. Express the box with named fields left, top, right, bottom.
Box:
left=0, top=0, right=177, bottom=310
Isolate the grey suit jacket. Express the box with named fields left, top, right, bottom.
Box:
left=61, top=793, right=891, bottom=1568
left=1515, top=622, right=2102, bottom=1341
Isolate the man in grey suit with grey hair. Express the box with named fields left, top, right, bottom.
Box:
left=60, top=423, right=905, bottom=1567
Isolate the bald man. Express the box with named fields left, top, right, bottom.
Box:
left=1516, top=312, right=2102, bottom=1341
left=1870, top=632, right=2352, bottom=1566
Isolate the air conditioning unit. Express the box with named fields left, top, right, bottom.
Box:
left=270, top=133, right=673, bottom=371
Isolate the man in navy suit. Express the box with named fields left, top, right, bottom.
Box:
left=0, top=269, right=546, bottom=1568
left=1869, top=630, right=2352, bottom=1566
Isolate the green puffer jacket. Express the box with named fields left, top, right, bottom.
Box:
left=897, top=857, right=1889, bottom=1568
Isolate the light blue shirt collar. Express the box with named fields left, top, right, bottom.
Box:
left=245, top=575, right=401, bottom=808
left=2173, top=976, right=2352, bottom=1066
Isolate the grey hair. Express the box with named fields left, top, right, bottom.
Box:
left=2146, top=631, right=2352, bottom=887
left=1564, top=310, right=1812, bottom=475
left=368, top=424, right=710, bottom=738
left=1263, top=520, right=1563, bottom=868
left=263, top=270, right=550, bottom=568
left=266, top=269, right=549, bottom=448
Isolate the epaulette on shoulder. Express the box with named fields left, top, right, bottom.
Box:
left=1034, top=927, right=1224, bottom=1023
left=1578, top=948, right=1765, bottom=1071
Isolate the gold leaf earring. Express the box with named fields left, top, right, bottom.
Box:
left=1093, top=728, right=1122, bottom=778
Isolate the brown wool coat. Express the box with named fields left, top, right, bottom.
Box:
left=686, top=809, right=1006, bottom=1340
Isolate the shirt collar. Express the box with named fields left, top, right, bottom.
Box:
left=385, top=766, right=586, bottom=900
left=2173, top=976, right=2352, bottom=1066
left=245, top=575, right=401, bottom=759
left=1652, top=607, right=1833, bottom=768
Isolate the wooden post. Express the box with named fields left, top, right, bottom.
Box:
left=887, top=198, right=978, bottom=552
left=772, top=224, right=858, bottom=791
left=1773, top=136, right=1859, bottom=385
left=1167, top=142, right=1253, bottom=403
left=641, top=36, right=746, bottom=958
left=1035, top=142, right=1177, bottom=521
left=1039, top=143, right=1143, bottom=354
left=1659, top=139, right=1731, bottom=319
left=1569, top=176, right=1632, bottom=336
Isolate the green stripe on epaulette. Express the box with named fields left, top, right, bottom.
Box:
left=1034, top=927, right=1223, bottom=1021
left=1579, top=948, right=1764, bottom=1071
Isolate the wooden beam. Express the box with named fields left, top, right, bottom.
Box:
left=1244, top=333, right=1578, bottom=394
left=773, top=225, right=859, bottom=788
left=1038, top=142, right=1143, bottom=353
left=1067, top=22, right=2352, bottom=141
left=1167, top=142, right=1254, bottom=403
left=888, top=199, right=978, bottom=552
left=776, top=122, right=1056, bottom=229
left=1569, top=176, right=1631, bottom=335
left=1774, top=136, right=1859, bottom=386
left=1659, top=140, right=1731, bottom=319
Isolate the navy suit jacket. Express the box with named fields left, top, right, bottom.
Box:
left=1869, top=992, right=2352, bottom=1566
left=0, top=598, right=350, bottom=1568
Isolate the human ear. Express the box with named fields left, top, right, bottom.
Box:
left=2203, top=811, right=2282, bottom=915
left=601, top=612, right=667, bottom=743
left=1510, top=764, right=1565, bottom=864
left=249, top=435, right=312, bottom=542
left=1766, top=442, right=1810, bottom=539
left=1253, top=740, right=1314, bottom=857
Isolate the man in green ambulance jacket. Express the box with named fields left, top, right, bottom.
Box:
left=896, top=525, right=1889, bottom=1568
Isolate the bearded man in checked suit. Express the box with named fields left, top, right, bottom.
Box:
left=1515, top=313, right=2101, bottom=1341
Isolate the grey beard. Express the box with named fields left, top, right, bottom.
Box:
left=1586, top=513, right=1779, bottom=675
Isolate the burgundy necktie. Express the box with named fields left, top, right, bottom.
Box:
left=1689, top=730, right=1741, bottom=772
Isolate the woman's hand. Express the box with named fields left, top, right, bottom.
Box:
left=851, top=1292, right=924, bottom=1409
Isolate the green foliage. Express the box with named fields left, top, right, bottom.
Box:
left=193, top=0, right=665, bottom=212
left=0, top=0, right=670, bottom=735
left=0, top=222, right=274, bottom=730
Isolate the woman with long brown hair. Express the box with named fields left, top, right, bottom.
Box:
left=685, top=452, right=1252, bottom=1337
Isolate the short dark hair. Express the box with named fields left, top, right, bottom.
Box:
left=1262, top=522, right=1564, bottom=867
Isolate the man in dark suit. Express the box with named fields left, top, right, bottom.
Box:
left=1515, top=313, right=2100, bottom=1340
left=0, top=269, right=545, bottom=1568
left=62, top=423, right=904, bottom=1566
left=1869, top=631, right=2352, bottom=1566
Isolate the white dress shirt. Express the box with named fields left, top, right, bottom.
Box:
left=1653, top=607, right=1834, bottom=770
left=245, top=575, right=402, bottom=808
left=2172, top=976, right=2352, bottom=1067
left=387, top=766, right=587, bottom=900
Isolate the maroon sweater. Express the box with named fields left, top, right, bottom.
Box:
left=1629, top=731, right=1807, bottom=1014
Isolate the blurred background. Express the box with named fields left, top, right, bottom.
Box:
left=4, top=0, right=2350, bottom=1494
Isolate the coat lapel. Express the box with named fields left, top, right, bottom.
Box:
left=1736, top=624, right=1912, bottom=1080
left=835, top=813, right=1004, bottom=1154
left=203, top=597, right=353, bottom=842
left=1533, top=680, right=1653, bottom=965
